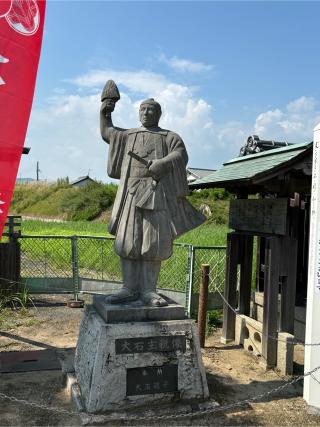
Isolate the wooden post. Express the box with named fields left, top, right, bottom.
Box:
left=221, top=232, right=240, bottom=344
left=197, top=264, right=210, bottom=348
left=0, top=216, right=21, bottom=293
left=262, top=236, right=280, bottom=368
left=256, top=237, right=266, bottom=292
left=279, top=236, right=298, bottom=334
left=0, top=242, right=21, bottom=293
left=304, top=123, right=320, bottom=411
left=239, top=234, right=253, bottom=315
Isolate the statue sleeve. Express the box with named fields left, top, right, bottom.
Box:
left=107, top=129, right=128, bottom=179
left=169, top=135, right=190, bottom=198
left=157, top=133, right=190, bottom=197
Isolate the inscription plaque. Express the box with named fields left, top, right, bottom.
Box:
left=229, top=198, right=288, bottom=235
left=115, top=335, right=186, bottom=354
left=126, top=365, right=178, bottom=396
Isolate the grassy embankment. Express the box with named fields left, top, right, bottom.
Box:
left=11, top=180, right=117, bottom=222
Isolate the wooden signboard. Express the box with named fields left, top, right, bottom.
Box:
left=229, top=198, right=288, bottom=235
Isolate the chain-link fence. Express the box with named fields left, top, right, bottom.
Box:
left=77, top=236, right=121, bottom=281
left=20, top=236, right=72, bottom=278
left=158, top=243, right=192, bottom=291
left=191, top=246, right=227, bottom=293
left=18, top=235, right=226, bottom=312
left=20, top=236, right=74, bottom=294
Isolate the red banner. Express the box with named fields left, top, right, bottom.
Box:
left=0, top=0, right=46, bottom=237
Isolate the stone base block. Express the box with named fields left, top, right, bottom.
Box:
left=74, top=305, right=209, bottom=413
left=253, top=292, right=306, bottom=342
left=93, top=294, right=186, bottom=323
left=235, top=314, right=263, bottom=356
left=75, top=396, right=219, bottom=425
left=277, top=332, right=294, bottom=375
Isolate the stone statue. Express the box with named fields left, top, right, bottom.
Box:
left=100, top=80, right=205, bottom=307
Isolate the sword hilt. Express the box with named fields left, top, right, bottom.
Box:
left=127, top=150, right=152, bottom=168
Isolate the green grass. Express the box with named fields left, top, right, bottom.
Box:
left=11, top=181, right=117, bottom=221
left=22, top=187, right=78, bottom=217
left=21, top=219, right=111, bottom=237
left=177, top=223, right=228, bottom=246
left=21, top=219, right=228, bottom=245
left=188, top=188, right=230, bottom=225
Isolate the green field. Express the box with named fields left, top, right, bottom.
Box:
left=21, top=219, right=229, bottom=246
left=21, top=219, right=112, bottom=237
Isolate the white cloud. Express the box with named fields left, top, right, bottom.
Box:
left=254, top=96, right=320, bottom=142
left=254, top=109, right=284, bottom=136
left=21, top=68, right=320, bottom=184
left=21, top=68, right=226, bottom=181
left=69, top=69, right=170, bottom=95
left=158, top=54, right=214, bottom=73
left=286, top=96, right=317, bottom=114
left=216, top=121, right=249, bottom=158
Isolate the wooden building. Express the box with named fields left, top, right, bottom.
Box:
left=70, top=175, right=96, bottom=188
left=190, top=141, right=312, bottom=372
left=186, top=167, right=216, bottom=184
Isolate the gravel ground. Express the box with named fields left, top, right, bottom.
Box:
left=0, top=294, right=319, bottom=426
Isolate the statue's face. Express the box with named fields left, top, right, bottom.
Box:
left=139, top=103, right=160, bottom=127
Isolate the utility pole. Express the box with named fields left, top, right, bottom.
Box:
left=36, top=161, right=40, bottom=181
left=304, top=122, right=320, bottom=413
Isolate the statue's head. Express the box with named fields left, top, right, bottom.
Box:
left=139, top=98, right=162, bottom=128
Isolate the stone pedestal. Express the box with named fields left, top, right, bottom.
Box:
left=74, top=296, right=209, bottom=414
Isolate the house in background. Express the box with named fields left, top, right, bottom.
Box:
left=16, top=177, right=36, bottom=184
left=186, top=167, right=216, bottom=183
left=70, top=175, right=96, bottom=188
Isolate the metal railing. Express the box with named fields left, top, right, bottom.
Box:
left=18, top=234, right=226, bottom=313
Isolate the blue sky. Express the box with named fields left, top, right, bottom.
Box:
left=20, top=1, right=320, bottom=182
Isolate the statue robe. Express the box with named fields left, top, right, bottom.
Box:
left=105, top=126, right=205, bottom=261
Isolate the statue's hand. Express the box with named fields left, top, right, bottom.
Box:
left=101, top=98, right=116, bottom=115
left=148, top=159, right=168, bottom=181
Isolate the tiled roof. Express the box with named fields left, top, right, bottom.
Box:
left=187, top=168, right=216, bottom=179
left=190, top=142, right=312, bottom=188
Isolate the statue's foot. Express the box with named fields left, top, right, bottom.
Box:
left=105, top=287, right=139, bottom=304
left=140, top=291, right=168, bottom=307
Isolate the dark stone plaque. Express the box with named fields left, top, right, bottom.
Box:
left=126, top=365, right=178, bottom=396
left=115, top=335, right=186, bottom=354
left=229, top=198, right=288, bottom=235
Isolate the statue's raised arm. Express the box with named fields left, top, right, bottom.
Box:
left=100, top=80, right=124, bottom=143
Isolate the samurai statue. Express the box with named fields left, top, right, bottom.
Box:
left=100, top=80, right=205, bottom=307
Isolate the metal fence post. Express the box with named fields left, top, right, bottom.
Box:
left=71, top=235, right=79, bottom=301
left=101, top=240, right=104, bottom=280
left=186, top=245, right=195, bottom=317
